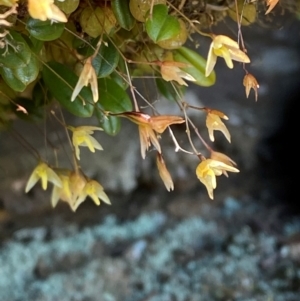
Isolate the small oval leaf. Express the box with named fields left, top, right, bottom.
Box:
left=145, top=4, right=180, bottom=43
left=0, top=67, right=27, bottom=92
left=92, top=40, right=120, bottom=78
left=111, top=0, right=136, bottom=31
left=56, top=0, right=79, bottom=14
left=173, top=47, right=216, bottom=87
left=42, top=61, right=94, bottom=117
left=0, top=55, right=39, bottom=92
left=0, top=31, right=32, bottom=69
left=26, top=18, right=65, bottom=41
left=95, top=112, right=121, bottom=136
left=97, top=78, right=132, bottom=112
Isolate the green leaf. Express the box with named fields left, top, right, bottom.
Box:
left=96, top=112, right=121, bottom=136
left=0, top=67, right=27, bottom=92
left=156, top=78, right=184, bottom=102
left=55, top=0, right=79, bottom=14
left=26, top=18, right=65, bottom=41
left=0, top=55, right=39, bottom=92
left=94, top=77, right=131, bottom=135
left=97, top=77, right=132, bottom=112
left=0, top=31, right=32, bottom=69
left=42, top=61, right=94, bottom=117
left=111, top=0, right=136, bottom=31
left=145, top=4, right=180, bottom=43
left=173, top=46, right=216, bottom=87
left=29, top=36, right=44, bottom=54
left=92, top=40, right=120, bottom=77
left=15, top=55, right=40, bottom=86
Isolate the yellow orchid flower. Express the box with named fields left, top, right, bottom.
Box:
left=72, top=179, right=111, bottom=212
left=68, top=126, right=103, bottom=160
left=196, top=159, right=239, bottom=199
left=210, top=150, right=237, bottom=177
left=205, top=35, right=250, bottom=77
left=115, top=112, right=184, bottom=159
left=25, top=162, right=62, bottom=193
left=51, top=172, right=72, bottom=208
left=243, top=73, right=259, bottom=101
left=28, top=0, right=67, bottom=23
left=71, top=57, right=98, bottom=103
left=156, top=153, right=174, bottom=191
left=159, top=53, right=195, bottom=86
left=51, top=170, right=86, bottom=209
left=206, top=110, right=231, bottom=143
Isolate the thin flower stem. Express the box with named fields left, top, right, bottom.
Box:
left=182, top=104, right=200, bottom=155
left=124, top=61, right=139, bottom=111
left=187, top=116, right=212, bottom=152
left=11, top=129, right=40, bottom=161
left=51, top=109, right=79, bottom=172
left=168, top=127, right=193, bottom=154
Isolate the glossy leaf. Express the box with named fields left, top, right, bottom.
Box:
left=26, top=18, right=65, bottom=41
left=42, top=61, right=94, bottom=117
left=145, top=4, right=180, bottom=43
left=111, top=0, right=135, bottom=31
left=95, top=112, right=121, bottom=136
left=0, top=31, right=32, bottom=69
left=94, top=77, right=132, bottom=135
left=97, top=78, right=132, bottom=112
left=0, top=55, right=39, bottom=92
left=0, top=67, right=27, bottom=92
left=92, top=40, right=120, bottom=77
left=14, top=55, right=40, bottom=86
left=173, top=47, right=216, bottom=87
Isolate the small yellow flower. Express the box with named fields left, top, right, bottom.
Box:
left=73, top=179, right=111, bottom=211
left=206, top=110, right=231, bottom=143
left=116, top=111, right=184, bottom=159
left=51, top=171, right=72, bottom=208
left=51, top=170, right=86, bottom=209
left=196, top=159, right=239, bottom=199
left=205, top=35, right=250, bottom=77
left=71, top=57, right=98, bottom=103
left=156, top=153, right=174, bottom=191
left=28, top=0, right=67, bottom=23
left=243, top=73, right=259, bottom=101
left=210, top=150, right=237, bottom=177
left=25, top=162, right=62, bottom=193
left=159, top=53, right=195, bottom=86
left=68, top=126, right=103, bottom=160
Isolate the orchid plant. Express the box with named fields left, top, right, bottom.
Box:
left=0, top=0, right=284, bottom=210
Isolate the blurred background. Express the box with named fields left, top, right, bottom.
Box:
left=1, top=7, right=300, bottom=301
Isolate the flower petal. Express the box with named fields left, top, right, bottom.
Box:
left=156, top=153, right=174, bottom=192
left=25, top=172, right=39, bottom=193
left=214, top=35, right=239, bottom=49
left=205, top=43, right=217, bottom=77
